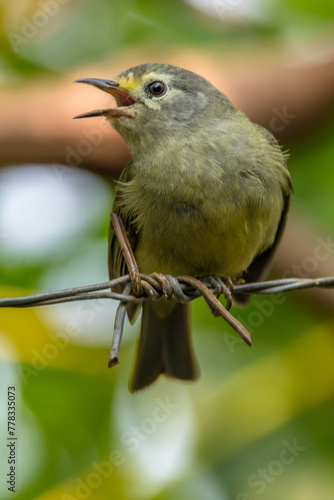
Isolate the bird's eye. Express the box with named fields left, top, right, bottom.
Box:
left=146, top=81, right=167, bottom=97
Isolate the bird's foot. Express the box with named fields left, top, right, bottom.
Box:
left=201, top=276, right=234, bottom=311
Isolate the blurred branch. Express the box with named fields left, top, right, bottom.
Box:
left=1, top=46, right=334, bottom=173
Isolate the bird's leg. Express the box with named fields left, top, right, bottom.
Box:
left=201, top=276, right=234, bottom=311
left=110, top=213, right=143, bottom=297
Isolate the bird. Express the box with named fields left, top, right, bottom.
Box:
left=74, top=63, right=292, bottom=392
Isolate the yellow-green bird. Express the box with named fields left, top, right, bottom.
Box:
left=75, top=63, right=292, bottom=392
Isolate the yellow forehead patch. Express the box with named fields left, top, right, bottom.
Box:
left=116, top=73, right=141, bottom=91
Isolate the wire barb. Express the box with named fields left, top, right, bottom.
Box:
left=108, top=282, right=133, bottom=368
left=110, top=213, right=143, bottom=297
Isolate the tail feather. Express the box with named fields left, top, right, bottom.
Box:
left=129, top=301, right=199, bottom=392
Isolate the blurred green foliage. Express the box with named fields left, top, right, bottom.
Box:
left=1, top=0, right=334, bottom=78
left=289, top=120, right=334, bottom=226
left=0, top=1, right=334, bottom=499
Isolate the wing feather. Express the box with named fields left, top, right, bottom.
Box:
left=233, top=193, right=291, bottom=305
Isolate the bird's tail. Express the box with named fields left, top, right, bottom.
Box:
left=129, top=301, right=199, bottom=392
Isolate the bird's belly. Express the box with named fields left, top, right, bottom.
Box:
left=134, top=198, right=278, bottom=278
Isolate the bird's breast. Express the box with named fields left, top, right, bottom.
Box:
left=119, top=150, right=285, bottom=278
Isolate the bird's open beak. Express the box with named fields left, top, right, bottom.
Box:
left=73, top=78, right=136, bottom=119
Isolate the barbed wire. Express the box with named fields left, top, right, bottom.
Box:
left=2, top=214, right=333, bottom=368
left=1, top=274, right=333, bottom=309
left=1, top=273, right=333, bottom=367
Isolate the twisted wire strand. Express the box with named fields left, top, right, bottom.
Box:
left=1, top=274, right=333, bottom=365
left=1, top=275, right=333, bottom=309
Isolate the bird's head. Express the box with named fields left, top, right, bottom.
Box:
left=74, top=63, right=233, bottom=151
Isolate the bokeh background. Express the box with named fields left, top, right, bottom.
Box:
left=1, top=1, right=334, bottom=499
